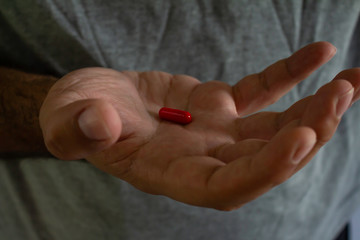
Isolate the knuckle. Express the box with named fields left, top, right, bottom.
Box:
left=45, top=134, right=66, bottom=159
left=338, top=67, right=360, bottom=78
left=258, top=70, right=280, bottom=105
left=44, top=127, right=76, bottom=160
left=258, top=70, right=271, bottom=93
left=315, top=117, right=338, bottom=143
left=284, top=58, right=297, bottom=79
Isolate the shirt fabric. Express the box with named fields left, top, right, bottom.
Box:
left=1, top=1, right=360, bottom=239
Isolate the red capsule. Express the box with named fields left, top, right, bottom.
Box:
left=159, top=107, right=192, bottom=124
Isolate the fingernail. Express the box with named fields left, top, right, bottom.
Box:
left=336, top=87, right=354, bottom=118
left=78, top=106, right=112, bottom=140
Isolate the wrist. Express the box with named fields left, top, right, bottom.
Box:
left=0, top=67, right=57, bottom=156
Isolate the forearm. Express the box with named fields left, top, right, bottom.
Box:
left=0, top=67, right=57, bottom=157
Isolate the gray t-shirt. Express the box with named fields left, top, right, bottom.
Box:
left=1, top=1, right=360, bottom=239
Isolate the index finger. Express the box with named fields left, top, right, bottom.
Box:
left=232, top=42, right=336, bottom=116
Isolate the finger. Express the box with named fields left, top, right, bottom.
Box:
left=40, top=99, right=122, bottom=160
left=232, top=41, right=336, bottom=116
left=333, top=68, right=360, bottom=102
left=292, top=79, right=353, bottom=171
left=237, top=79, right=354, bottom=141
left=235, top=96, right=311, bottom=141
left=301, top=79, right=353, bottom=143
left=207, top=125, right=316, bottom=210
left=213, top=139, right=268, bottom=163
left=237, top=79, right=353, bottom=172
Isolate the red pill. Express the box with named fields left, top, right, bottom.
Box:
left=159, top=107, right=192, bottom=124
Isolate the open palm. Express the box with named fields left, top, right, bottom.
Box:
left=40, top=42, right=360, bottom=210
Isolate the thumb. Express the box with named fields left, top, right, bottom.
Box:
left=40, top=99, right=122, bottom=160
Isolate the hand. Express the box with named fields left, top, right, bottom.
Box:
left=39, top=42, right=360, bottom=210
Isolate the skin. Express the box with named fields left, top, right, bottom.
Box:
left=38, top=42, right=360, bottom=210
left=0, top=67, right=56, bottom=156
